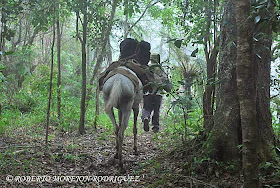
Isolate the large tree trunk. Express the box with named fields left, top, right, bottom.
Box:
left=253, top=0, right=276, bottom=161
left=207, top=0, right=276, bottom=167
left=79, top=0, right=88, bottom=135
left=208, top=0, right=242, bottom=163
left=235, top=0, right=259, bottom=187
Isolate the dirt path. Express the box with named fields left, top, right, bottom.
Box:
left=2, top=125, right=268, bottom=188
left=0, top=126, right=160, bottom=187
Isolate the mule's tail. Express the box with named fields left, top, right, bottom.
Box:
left=105, top=77, right=122, bottom=114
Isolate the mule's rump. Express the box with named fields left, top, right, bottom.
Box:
left=103, top=66, right=142, bottom=111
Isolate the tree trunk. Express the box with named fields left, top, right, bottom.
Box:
left=79, top=0, right=88, bottom=135
left=235, top=0, right=259, bottom=187
left=86, top=0, right=118, bottom=104
left=203, top=0, right=219, bottom=132
left=107, top=38, right=112, bottom=66
left=207, top=0, right=242, bottom=163
left=203, top=39, right=219, bottom=132
left=93, top=82, right=100, bottom=130
left=253, top=0, right=276, bottom=162
left=57, top=10, right=62, bottom=120
left=46, top=2, right=56, bottom=145
left=124, top=14, right=129, bottom=39
left=0, top=11, right=4, bottom=60
left=0, top=10, right=5, bottom=62
left=207, top=0, right=276, bottom=167
left=86, top=44, right=90, bottom=81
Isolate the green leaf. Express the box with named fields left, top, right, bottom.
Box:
left=4, top=51, right=14, bottom=56
left=191, top=48, right=198, bottom=57
left=124, top=8, right=127, bottom=15
left=174, top=39, right=182, bottom=48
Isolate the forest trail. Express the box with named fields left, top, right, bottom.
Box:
left=1, top=124, right=273, bottom=188
left=0, top=125, right=163, bottom=187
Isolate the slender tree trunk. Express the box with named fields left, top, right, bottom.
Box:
left=203, top=41, right=219, bottom=132
left=79, top=0, right=88, bottom=135
left=89, top=0, right=118, bottom=83
left=86, top=0, right=118, bottom=104
left=208, top=0, right=242, bottom=163
left=107, top=38, right=112, bottom=65
left=46, top=2, right=56, bottom=145
left=86, top=44, right=90, bottom=81
left=0, top=11, right=4, bottom=60
left=0, top=10, right=2, bottom=116
left=57, top=10, right=62, bottom=120
left=124, top=14, right=129, bottom=39
left=0, top=10, right=5, bottom=62
left=93, top=82, right=100, bottom=130
left=123, top=0, right=157, bottom=39
left=235, top=1, right=259, bottom=187
left=203, top=0, right=219, bottom=132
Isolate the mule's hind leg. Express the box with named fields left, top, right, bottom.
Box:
left=114, top=109, right=122, bottom=159
left=107, top=107, right=120, bottom=160
left=117, top=103, right=133, bottom=173
left=133, top=106, right=139, bottom=155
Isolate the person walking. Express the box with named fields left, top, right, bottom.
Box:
left=142, top=54, right=172, bottom=133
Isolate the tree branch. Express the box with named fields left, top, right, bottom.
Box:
left=124, top=0, right=159, bottom=38
left=76, top=11, right=82, bottom=43
left=86, top=0, right=119, bottom=104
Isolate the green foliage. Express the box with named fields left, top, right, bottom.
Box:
left=30, top=2, right=53, bottom=31
left=123, top=0, right=140, bottom=18
left=162, top=108, right=203, bottom=138
left=0, top=0, right=24, bottom=41
left=12, top=92, right=36, bottom=113
left=271, top=100, right=280, bottom=138
left=260, top=159, right=280, bottom=184
left=67, top=0, right=112, bottom=48
left=96, top=112, right=114, bottom=131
